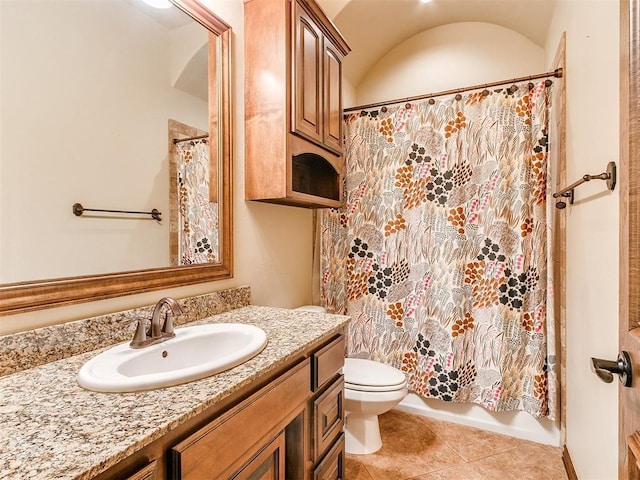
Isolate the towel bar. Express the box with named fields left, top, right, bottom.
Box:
left=72, top=203, right=162, bottom=221
left=552, top=162, right=616, bottom=209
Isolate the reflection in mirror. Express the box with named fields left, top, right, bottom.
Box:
left=0, top=0, right=233, bottom=314
left=170, top=119, right=219, bottom=265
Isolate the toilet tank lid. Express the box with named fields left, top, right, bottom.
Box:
left=294, top=305, right=327, bottom=313
left=343, top=358, right=406, bottom=387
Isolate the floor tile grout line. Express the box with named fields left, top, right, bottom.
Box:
left=408, top=414, right=473, bottom=465
left=347, top=438, right=468, bottom=480
left=361, top=461, right=375, bottom=480
left=441, top=441, right=521, bottom=464
left=411, top=412, right=535, bottom=463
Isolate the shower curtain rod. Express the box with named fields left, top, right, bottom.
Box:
left=343, top=68, right=563, bottom=113
left=172, top=133, right=209, bottom=145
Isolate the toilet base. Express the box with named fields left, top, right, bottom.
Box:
left=344, top=413, right=382, bottom=455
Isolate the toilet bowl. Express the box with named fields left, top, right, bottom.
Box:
left=343, top=358, right=407, bottom=455
left=294, top=306, right=408, bottom=455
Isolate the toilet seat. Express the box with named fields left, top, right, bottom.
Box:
left=343, top=358, right=406, bottom=392
left=345, top=381, right=406, bottom=392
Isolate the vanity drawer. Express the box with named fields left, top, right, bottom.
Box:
left=123, top=460, right=157, bottom=480
left=312, top=335, right=345, bottom=391
left=169, top=359, right=310, bottom=480
left=313, top=376, right=344, bottom=461
left=313, top=433, right=345, bottom=480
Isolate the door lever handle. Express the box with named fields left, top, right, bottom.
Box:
left=590, top=351, right=632, bottom=387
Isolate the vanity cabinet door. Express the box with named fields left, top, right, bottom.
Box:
left=232, top=432, right=286, bottom=480
left=169, top=360, right=310, bottom=480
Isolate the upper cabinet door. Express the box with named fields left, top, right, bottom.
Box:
left=293, top=3, right=323, bottom=144
left=323, top=39, right=343, bottom=154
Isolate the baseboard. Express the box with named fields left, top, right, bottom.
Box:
left=563, top=445, right=579, bottom=480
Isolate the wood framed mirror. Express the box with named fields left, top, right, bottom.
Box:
left=0, top=0, right=233, bottom=316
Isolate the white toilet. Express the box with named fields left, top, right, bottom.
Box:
left=342, top=358, right=407, bottom=454
left=295, top=306, right=408, bottom=455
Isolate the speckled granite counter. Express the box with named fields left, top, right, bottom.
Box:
left=0, top=306, right=349, bottom=480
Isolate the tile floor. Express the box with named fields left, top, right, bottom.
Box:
left=345, top=410, right=568, bottom=480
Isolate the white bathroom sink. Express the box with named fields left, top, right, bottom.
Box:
left=77, top=323, right=268, bottom=393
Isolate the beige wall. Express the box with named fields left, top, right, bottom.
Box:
left=0, top=0, right=314, bottom=334
left=545, top=1, right=620, bottom=478
left=355, top=22, right=544, bottom=106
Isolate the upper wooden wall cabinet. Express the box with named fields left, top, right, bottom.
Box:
left=244, top=0, right=351, bottom=208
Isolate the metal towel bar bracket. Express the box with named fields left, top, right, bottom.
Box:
left=73, top=203, right=162, bottom=221
left=552, top=161, right=616, bottom=209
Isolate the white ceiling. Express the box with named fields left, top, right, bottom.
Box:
left=320, top=0, right=557, bottom=86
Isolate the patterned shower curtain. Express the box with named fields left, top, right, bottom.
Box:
left=175, top=139, right=219, bottom=265
left=320, top=80, right=557, bottom=419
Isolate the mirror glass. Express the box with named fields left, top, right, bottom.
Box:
left=0, top=0, right=233, bottom=314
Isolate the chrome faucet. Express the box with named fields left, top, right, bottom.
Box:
left=130, top=297, right=184, bottom=348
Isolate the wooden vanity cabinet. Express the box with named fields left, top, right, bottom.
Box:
left=244, top=0, right=350, bottom=208
left=90, top=332, right=345, bottom=480
left=169, top=333, right=345, bottom=480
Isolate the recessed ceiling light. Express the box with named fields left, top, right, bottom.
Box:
left=420, top=0, right=434, bottom=3
left=140, top=0, right=173, bottom=9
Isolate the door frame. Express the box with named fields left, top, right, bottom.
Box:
left=619, top=0, right=640, bottom=478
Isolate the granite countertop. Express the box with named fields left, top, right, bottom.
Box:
left=0, top=306, right=349, bottom=480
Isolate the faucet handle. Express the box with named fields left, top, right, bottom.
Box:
left=129, top=318, right=150, bottom=348
left=163, top=312, right=176, bottom=337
